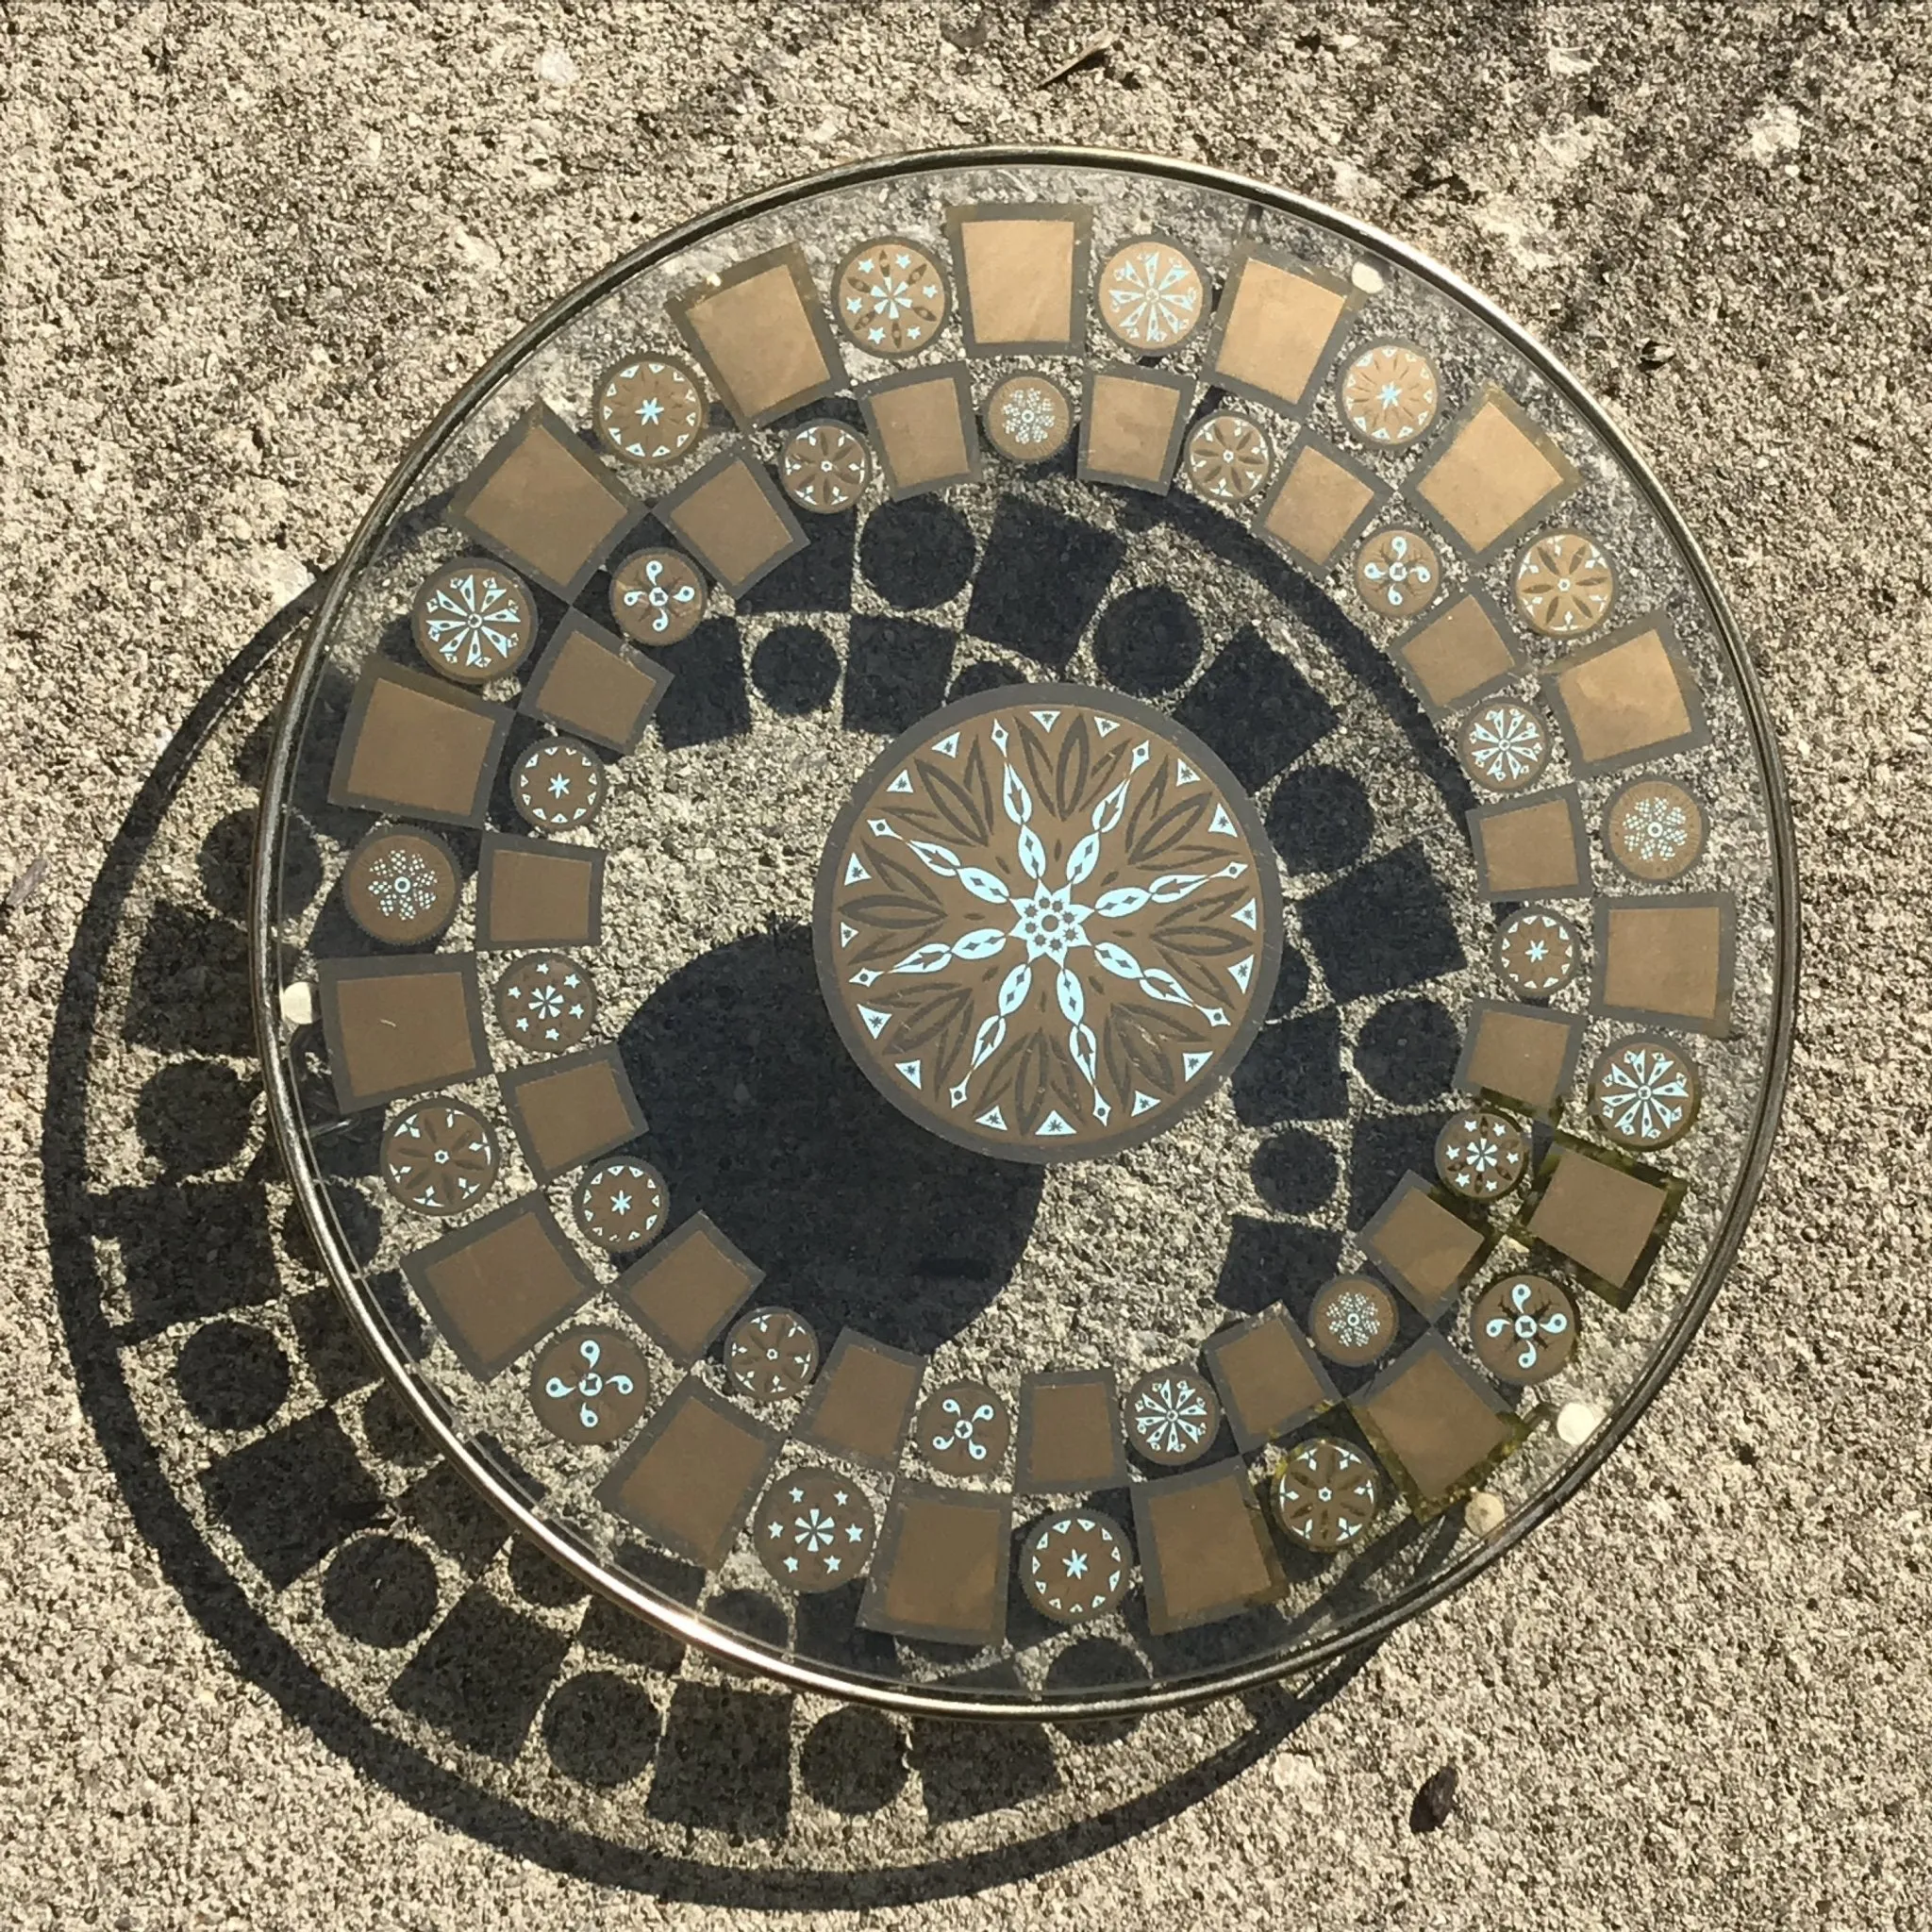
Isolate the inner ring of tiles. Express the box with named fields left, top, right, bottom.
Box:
left=268, top=158, right=1785, bottom=1707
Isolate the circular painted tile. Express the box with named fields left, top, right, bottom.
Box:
left=1470, top=1274, right=1577, bottom=1384
left=1604, top=776, right=1707, bottom=881
left=529, top=1327, right=651, bottom=1444
left=1095, top=234, right=1208, bottom=352
left=1124, top=1367, right=1221, bottom=1468
left=1272, top=1438, right=1382, bottom=1552
left=1514, top=529, right=1615, bottom=639
left=380, top=1099, right=499, bottom=1218
left=1458, top=701, right=1553, bottom=792
left=724, top=1307, right=820, bottom=1404
left=816, top=686, right=1282, bottom=1161
left=833, top=236, right=948, bottom=356
left=781, top=422, right=870, bottom=513
left=410, top=558, right=538, bottom=685
left=608, top=547, right=707, bottom=646
left=1491, top=905, right=1581, bottom=998
left=573, top=1158, right=668, bottom=1254
left=1183, top=410, right=1272, bottom=505
left=512, top=739, right=607, bottom=832
left=755, top=1467, right=877, bottom=1592
left=914, top=1380, right=1010, bottom=1476
left=1434, top=1108, right=1530, bottom=1201
left=492, top=953, right=597, bottom=1056
left=591, top=353, right=707, bottom=466
left=983, top=372, right=1074, bottom=464
left=342, top=826, right=460, bottom=944
left=1337, top=341, right=1440, bottom=446
left=1308, top=1275, right=1400, bottom=1368
left=1020, top=1511, right=1132, bottom=1626
left=1589, top=1037, right=1702, bottom=1151
left=1354, top=527, right=1441, bottom=620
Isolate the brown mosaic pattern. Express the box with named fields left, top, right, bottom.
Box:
left=816, top=686, right=1281, bottom=1160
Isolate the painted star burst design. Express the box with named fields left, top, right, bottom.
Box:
left=825, top=700, right=1275, bottom=1150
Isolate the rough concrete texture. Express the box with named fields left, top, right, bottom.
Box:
left=2, top=2, right=1927, bottom=1927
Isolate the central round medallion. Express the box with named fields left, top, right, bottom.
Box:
left=815, top=684, right=1283, bottom=1161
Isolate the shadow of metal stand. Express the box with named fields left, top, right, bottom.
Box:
left=40, top=586, right=1376, bottom=1907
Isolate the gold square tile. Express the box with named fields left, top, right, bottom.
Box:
left=1594, top=893, right=1735, bottom=1036
left=1253, top=436, right=1386, bottom=574
left=652, top=450, right=808, bottom=596
left=858, top=364, right=981, bottom=498
left=1454, top=998, right=1586, bottom=1117
left=1078, top=365, right=1193, bottom=492
left=1394, top=590, right=1523, bottom=716
left=667, top=242, right=842, bottom=427
left=1543, top=618, right=1707, bottom=772
left=1468, top=789, right=1591, bottom=899
left=1409, top=384, right=1579, bottom=558
left=1205, top=245, right=1357, bottom=412
left=447, top=404, right=644, bottom=598
left=945, top=204, right=1091, bottom=352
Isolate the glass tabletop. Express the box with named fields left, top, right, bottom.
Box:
left=252, top=148, right=1794, bottom=1719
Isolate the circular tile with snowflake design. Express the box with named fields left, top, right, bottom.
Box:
left=814, top=686, right=1283, bottom=1159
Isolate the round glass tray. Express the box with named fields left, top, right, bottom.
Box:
left=253, top=149, right=1795, bottom=1720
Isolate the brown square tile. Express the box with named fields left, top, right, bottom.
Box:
left=618, top=1212, right=764, bottom=1363
left=1454, top=998, right=1585, bottom=1117
left=945, top=204, right=1091, bottom=353
left=858, top=364, right=981, bottom=499
left=1204, top=245, right=1357, bottom=414
left=475, top=835, right=603, bottom=950
left=520, top=613, right=671, bottom=755
left=1352, top=1334, right=1527, bottom=1513
left=1253, top=436, right=1387, bottom=575
left=596, top=1379, right=779, bottom=1570
left=1393, top=589, right=1523, bottom=716
left=1132, top=1459, right=1284, bottom=1636
left=1520, top=1133, right=1682, bottom=1303
left=400, top=1193, right=598, bottom=1380
left=859, top=1485, right=1010, bottom=1647
left=1593, top=892, right=1736, bottom=1036
left=1078, top=365, right=1194, bottom=493
left=1468, top=789, right=1591, bottom=900
left=497, top=1043, right=645, bottom=1183
left=1201, top=1309, right=1338, bottom=1451
left=1409, top=384, right=1580, bottom=558
left=651, top=449, right=808, bottom=597
left=1542, top=618, right=1708, bottom=773
left=666, top=242, right=843, bottom=428
left=447, top=404, right=644, bottom=599
left=316, top=955, right=489, bottom=1113
left=793, top=1331, right=925, bottom=1469
left=328, top=661, right=512, bottom=827
left=1013, top=1370, right=1128, bottom=1491
left=1360, top=1173, right=1492, bottom=1318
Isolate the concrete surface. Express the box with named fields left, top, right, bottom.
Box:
left=3, top=1, right=1928, bottom=1926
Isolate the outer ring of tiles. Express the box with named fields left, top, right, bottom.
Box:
left=256, top=151, right=1796, bottom=1724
